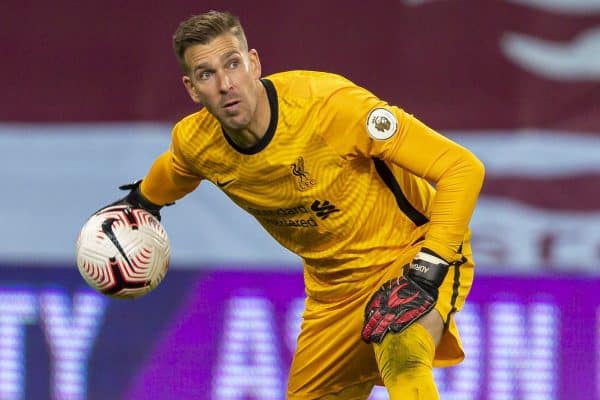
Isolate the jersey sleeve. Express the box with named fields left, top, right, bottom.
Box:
left=318, top=85, right=485, bottom=263
left=139, top=123, right=202, bottom=206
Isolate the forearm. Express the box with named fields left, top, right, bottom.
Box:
left=422, top=146, right=484, bottom=262
left=140, top=151, right=201, bottom=206
left=382, top=113, right=485, bottom=262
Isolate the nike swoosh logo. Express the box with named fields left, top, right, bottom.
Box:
left=101, top=217, right=134, bottom=268
left=216, top=179, right=235, bottom=188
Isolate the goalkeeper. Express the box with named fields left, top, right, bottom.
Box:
left=111, top=10, right=485, bottom=400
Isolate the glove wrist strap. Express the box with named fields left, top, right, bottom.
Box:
left=130, top=190, right=163, bottom=213
left=119, top=180, right=163, bottom=212
left=408, top=251, right=450, bottom=288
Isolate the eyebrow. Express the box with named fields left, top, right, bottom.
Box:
left=192, top=50, right=241, bottom=73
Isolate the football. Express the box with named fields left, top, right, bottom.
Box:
left=75, top=205, right=170, bottom=298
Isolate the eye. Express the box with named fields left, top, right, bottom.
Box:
left=227, top=59, right=240, bottom=69
left=197, top=71, right=212, bottom=81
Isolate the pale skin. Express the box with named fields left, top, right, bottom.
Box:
left=181, top=34, right=269, bottom=149
left=180, top=32, right=445, bottom=347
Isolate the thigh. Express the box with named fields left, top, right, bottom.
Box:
left=287, top=295, right=380, bottom=399
left=288, top=381, right=376, bottom=400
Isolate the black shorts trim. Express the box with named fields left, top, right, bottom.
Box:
left=445, top=258, right=464, bottom=327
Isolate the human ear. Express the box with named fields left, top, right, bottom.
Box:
left=182, top=75, right=202, bottom=104
left=248, top=49, right=261, bottom=79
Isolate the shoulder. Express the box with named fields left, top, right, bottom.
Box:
left=171, top=108, right=220, bottom=152
left=265, top=70, right=358, bottom=98
left=174, top=108, right=219, bottom=136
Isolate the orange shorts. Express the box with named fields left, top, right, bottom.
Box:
left=287, top=241, right=475, bottom=399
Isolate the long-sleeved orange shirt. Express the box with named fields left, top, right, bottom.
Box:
left=141, top=70, right=485, bottom=300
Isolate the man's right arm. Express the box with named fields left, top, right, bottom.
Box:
left=139, top=151, right=202, bottom=206
left=104, top=150, right=201, bottom=221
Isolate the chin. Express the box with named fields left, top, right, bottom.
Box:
left=223, top=116, right=251, bottom=131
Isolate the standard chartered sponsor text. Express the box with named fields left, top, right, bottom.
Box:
left=247, top=205, right=319, bottom=228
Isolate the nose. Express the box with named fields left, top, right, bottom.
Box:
left=217, top=71, right=232, bottom=93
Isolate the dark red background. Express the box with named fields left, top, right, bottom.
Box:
left=3, top=0, right=599, bottom=131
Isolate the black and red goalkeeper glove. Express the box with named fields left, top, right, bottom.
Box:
left=361, top=251, right=450, bottom=344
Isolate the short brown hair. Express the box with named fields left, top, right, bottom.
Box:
left=172, top=10, right=247, bottom=74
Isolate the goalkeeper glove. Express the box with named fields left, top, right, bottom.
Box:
left=108, top=180, right=168, bottom=221
left=361, top=250, right=450, bottom=344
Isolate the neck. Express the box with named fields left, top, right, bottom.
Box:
left=224, top=81, right=269, bottom=148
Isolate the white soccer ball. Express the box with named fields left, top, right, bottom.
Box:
left=75, top=205, right=170, bottom=299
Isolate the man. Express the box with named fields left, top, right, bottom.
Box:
left=112, top=10, right=484, bottom=399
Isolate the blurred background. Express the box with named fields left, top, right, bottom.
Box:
left=1, top=0, right=599, bottom=399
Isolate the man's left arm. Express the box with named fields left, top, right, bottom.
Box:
left=381, top=111, right=485, bottom=262
left=316, top=85, right=484, bottom=342
left=361, top=109, right=484, bottom=343
left=320, top=87, right=485, bottom=261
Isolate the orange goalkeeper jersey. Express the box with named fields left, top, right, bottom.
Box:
left=141, top=70, right=484, bottom=301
